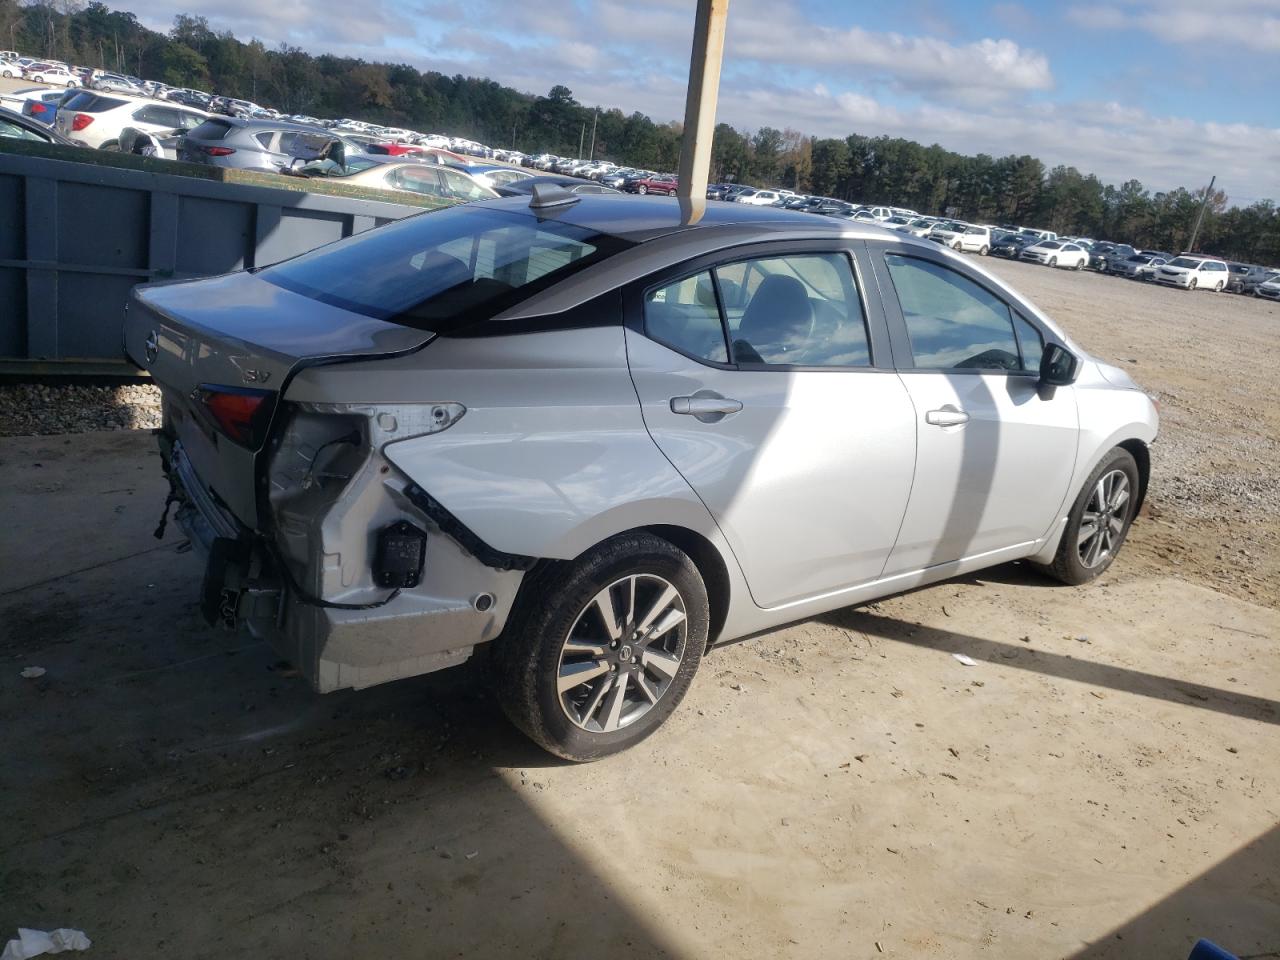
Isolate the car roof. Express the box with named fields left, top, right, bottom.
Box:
left=484, top=192, right=851, bottom=242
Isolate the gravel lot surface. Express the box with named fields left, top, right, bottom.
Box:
left=1, top=252, right=1278, bottom=960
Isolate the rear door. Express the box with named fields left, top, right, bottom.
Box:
left=625, top=242, right=917, bottom=609
left=868, top=242, right=1079, bottom=574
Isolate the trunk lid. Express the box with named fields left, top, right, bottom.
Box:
left=125, top=270, right=434, bottom=529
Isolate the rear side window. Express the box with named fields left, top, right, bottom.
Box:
left=645, top=272, right=728, bottom=364
left=61, top=92, right=125, bottom=112
left=643, top=252, right=871, bottom=369
left=883, top=254, right=1022, bottom=372
left=262, top=205, right=631, bottom=333
left=188, top=118, right=233, bottom=141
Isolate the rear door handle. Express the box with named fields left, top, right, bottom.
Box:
left=670, top=394, right=743, bottom=423
left=925, top=408, right=970, bottom=427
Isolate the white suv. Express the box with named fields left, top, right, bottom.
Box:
left=1153, top=256, right=1230, bottom=292
left=737, top=189, right=783, bottom=206
left=946, top=225, right=992, bottom=255
left=54, top=91, right=207, bottom=149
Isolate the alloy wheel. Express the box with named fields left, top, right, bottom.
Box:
left=1078, top=469, right=1130, bottom=569
left=556, top=573, right=688, bottom=733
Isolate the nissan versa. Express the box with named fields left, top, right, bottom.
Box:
left=123, top=192, right=1158, bottom=761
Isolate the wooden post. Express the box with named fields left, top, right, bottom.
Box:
left=676, top=0, right=730, bottom=225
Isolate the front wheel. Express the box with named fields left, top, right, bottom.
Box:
left=493, top=533, right=709, bottom=761
left=1049, top=256, right=1058, bottom=268
left=1074, top=258, right=1083, bottom=271
left=1188, top=278, right=1197, bottom=290
left=1041, top=448, right=1140, bottom=585
left=952, top=241, right=962, bottom=251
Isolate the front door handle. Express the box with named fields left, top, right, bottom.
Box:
left=670, top=393, right=743, bottom=423
left=925, top=407, right=970, bottom=427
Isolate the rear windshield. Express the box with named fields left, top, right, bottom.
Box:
left=61, top=92, right=125, bottom=112
left=187, top=118, right=233, bottom=140
left=262, top=205, right=632, bottom=333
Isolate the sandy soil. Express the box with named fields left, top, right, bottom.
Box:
left=1, top=261, right=1278, bottom=959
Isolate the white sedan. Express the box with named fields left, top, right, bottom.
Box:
left=28, top=66, right=80, bottom=87
left=1020, top=240, right=1089, bottom=270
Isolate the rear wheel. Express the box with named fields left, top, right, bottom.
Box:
left=1214, top=280, right=1224, bottom=292
left=637, top=184, right=648, bottom=195
left=1188, top=278, right=1197, bottom=290
left=979, top=245, right=989, bottom=256
left=1042, top=448, right=1140, bottom=585
left=493, top=533, right=709, bottom=761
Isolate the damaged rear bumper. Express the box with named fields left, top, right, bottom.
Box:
left=162, top=432, right=525, bottom=693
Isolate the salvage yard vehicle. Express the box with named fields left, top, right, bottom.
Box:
left=53, top=91, right=206, bottom=150
left=123, top=193, right=1158, bottom=761
left=1020, top=239, right=1089, bottom=270
left=1153, top=255, right=1230, bottom=291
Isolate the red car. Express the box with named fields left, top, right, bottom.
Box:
left=625, top=174, right=678, bottom=196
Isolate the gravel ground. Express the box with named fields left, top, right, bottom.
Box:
left=0, top=382, right=161, bottom=435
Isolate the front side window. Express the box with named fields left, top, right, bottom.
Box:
left=263, top=205, right=629, bottom=332
left=1013, top=312, right=1044, bottom=373
left=884, top=254, right=1022, bottom=372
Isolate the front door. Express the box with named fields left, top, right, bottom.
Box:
left=625, top=247, right=917, bottom=609
left=871, top=247, right=1079, bottom=574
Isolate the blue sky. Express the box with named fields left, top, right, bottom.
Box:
left=128, top=0, right=1279, bottom=202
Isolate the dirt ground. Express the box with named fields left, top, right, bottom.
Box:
left=1, top=261, right=1277, bottom=959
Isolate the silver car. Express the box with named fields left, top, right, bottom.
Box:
left=123, top=195, right=1158, bottom=761
left=180, top=116, right=368, bottom=171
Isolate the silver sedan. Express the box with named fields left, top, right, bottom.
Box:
left=124, top=194, right=1158, bottom=760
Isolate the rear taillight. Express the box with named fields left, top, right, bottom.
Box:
left=197, top=385, right=275, bottom=447
left=31, top=102, right=48, bottom=114
left=204, top=146, right=235, bottom=156
left=71, top=113, right=93, bottom=131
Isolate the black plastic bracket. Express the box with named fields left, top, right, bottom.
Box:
left=402, top=483, right=537, bottom=572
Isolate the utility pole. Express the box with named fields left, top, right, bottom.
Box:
left=1187, top=175, right=1216, bottom=252
left=676, top=0, right=731, bottom=225
left=578, top=122, right=585, bottom=159
left=588, top=107, right=599, bottom=161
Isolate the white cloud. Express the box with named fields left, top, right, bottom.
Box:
left=1069, top=1, right=1280, bottom=52
left=726, top=2, right=1054, bottom=99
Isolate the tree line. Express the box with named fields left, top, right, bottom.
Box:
left=2, top=0, right=1276, bottom=264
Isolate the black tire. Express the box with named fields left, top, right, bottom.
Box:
left=1214, top=281, right=1224, bottom=293
left=1188, top=278, right=1197, bottom=290
left=637, top=184, right=647, bottom=195
left=492, top=532, right=709, bottom=761
left=979, top=245, right=989, bottom=256
left=1041, top=447, right=1140, bottom=585
left=1049, top=256, right=1058, bottom=268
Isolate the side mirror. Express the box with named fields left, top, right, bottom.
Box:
left=1040, top=343, right=1080, bottom=386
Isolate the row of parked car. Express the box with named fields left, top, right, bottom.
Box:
left=4, top=53, right=1277, bottom=297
